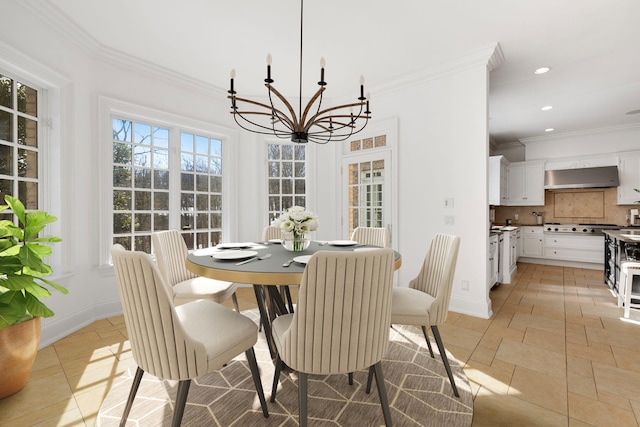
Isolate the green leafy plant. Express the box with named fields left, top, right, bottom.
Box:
left=0, top=195, right=67, bottom=329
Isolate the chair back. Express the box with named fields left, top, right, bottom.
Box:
left=351, top=226, right=391, bottom=248
left=262, top=225, right=282, bottom=241
left=111, top=244, right=208, bottom=380
left=280, top=248, right=395, bottom=375
left=409, top=234, right=460, bottom=325
left=152, top=230, right=196, bottom=286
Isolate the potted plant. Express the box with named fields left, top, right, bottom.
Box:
left=0, top=195, right=67, bottom=398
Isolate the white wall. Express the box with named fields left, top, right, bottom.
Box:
left=1, top=3, right=494, bottom=348
left=521, top=124, right=640, bottom=160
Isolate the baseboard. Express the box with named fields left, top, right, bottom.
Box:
left=518, top=257, right=603, bottom=270
left=39, top=299, right=123, bottom=348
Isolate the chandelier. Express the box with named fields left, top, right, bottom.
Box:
left=227, top=0, right=370, bottom=144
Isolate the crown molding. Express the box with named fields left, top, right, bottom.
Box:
left=0, top=40, right=71, bottom=87
left=21, top=0, right=100, bottom=56
left=373, top=43, right=501, bottom=97
left=519, top=122, right=640, bottom=145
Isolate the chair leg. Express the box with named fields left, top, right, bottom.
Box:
left=271, top=356, right=283, bottom=402
left=421, top=325, right=435, bottom=358
left=373, top=362, right=393, bottom=427
left=231, top=292, right=240, bottom=312
left=366, top=365, right=375, bottom=394
left=171, top=380, right=191, bottom=427
left=298, top=372, right=308, bottom=427
left=119, top=366, right=144, bottom=427
left=431, top=325, right=459, bottom=397
left=348, top=372, right=354, bottom=385
left=245, top=348, right=269, bottom=418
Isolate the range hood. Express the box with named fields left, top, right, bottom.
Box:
left=544, top=166, right=619, bottom=189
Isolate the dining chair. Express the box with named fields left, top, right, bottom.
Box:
left=262, top=225, right=282, bottom=241
left=270, top=248, right=395, bottom=427
left=110, top=244, right=269, bottom=426
left=385, top=233, right=461, bottom=397
left=152, top=230, right=240, bottom=311
left=350, top=226, right=391, bottom=248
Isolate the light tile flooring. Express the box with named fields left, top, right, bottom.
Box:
left=1, top=262, right=639, bottom=426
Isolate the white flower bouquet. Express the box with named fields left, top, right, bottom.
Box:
left=272, top=206, right=318, bottom=251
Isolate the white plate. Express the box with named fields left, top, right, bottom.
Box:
left=293, top=255, right=312, bottom=264
left=328, top=240, right=358, bottom=246
left=212, top=250, right=258, bottom=260
left=192, top=247, right=219, bottom=256
left=217, top=242, right=254, bottom=249
left=268, top=239, right=283, bottom=244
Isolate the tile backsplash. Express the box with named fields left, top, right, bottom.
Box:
left=493, top=188, right=637, bottom=226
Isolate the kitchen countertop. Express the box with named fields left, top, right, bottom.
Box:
left=603, top=229, right=640, bottom=243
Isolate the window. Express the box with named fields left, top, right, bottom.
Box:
left=0, top=73, right=40, bottom=216
left=267, top=143, right=307, bottom=223
left=111, top=117, right=226, bottom=253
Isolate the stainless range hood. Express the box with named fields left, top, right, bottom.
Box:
left=544, top=166, right=619, bottom=189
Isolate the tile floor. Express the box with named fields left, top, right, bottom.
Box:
left=1, top=262, right=639, bottom=426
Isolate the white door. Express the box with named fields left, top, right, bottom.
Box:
left=341, top=150, right=392, bottom=240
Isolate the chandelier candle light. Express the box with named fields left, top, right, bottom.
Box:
left=272, top=206, right=318, bottom=252
left=227, top=0, right=371, bottom=144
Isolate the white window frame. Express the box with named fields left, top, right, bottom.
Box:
left=98, top=96, right=239, bottom=267
left=0, top=41, right=71, bottom=280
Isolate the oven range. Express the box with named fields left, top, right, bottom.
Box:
left=543, top=223, right=620, bottom=236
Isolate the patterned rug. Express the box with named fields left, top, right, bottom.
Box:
left=97, top=310, right=473, bottom=426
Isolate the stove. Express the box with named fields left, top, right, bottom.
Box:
left=543, top=223, right=620, bottom=236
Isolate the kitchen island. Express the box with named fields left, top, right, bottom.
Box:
left=603, top=229, right=640, bottom=296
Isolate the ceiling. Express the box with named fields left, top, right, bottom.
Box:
left=44, top=0, right=640, bottom=145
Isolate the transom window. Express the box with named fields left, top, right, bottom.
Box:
left=0, top=73, right=39, bottom=216
left=267, top=143, right=307, bottom=223
left=111, top=117, right=225, bottom=253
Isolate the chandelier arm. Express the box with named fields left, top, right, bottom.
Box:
left=265, top=84, right=301, bottom=130
left=232, top=115, right=292, bottom=138
left=231, top=95, right=296, bottom=131
left=232, top=110, right=295, bottom=136
left=304, top=101, right=366, bottom=133
left=299, top=86, right=326, bottom=126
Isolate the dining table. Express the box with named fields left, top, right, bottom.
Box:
left=186, top=240, right=402, bottom=358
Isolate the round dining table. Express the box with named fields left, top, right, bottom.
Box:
left=186, top=240, right=402, bottom=357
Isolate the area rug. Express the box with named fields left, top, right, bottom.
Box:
left=97, top=310, right=473, bottom=426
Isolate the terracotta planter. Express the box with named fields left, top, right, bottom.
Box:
left=0, top=317, right=41, bottom=399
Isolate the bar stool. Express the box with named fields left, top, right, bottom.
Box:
left=620, top=262, right=640, bottom=319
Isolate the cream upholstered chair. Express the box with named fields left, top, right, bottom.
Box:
left=351, top=226, right=391, bottom=247
left=262, top=225, right=282, bottom=241
left=111, top=244, right=268, bottom=426
left=270, top=249, right=395, bottom=427
left=388, top=233, right=461, bottom=397
left=152, top=230, right=240, bottom=311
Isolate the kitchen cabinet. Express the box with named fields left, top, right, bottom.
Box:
left=544, top=234, right=604, bottom=264
left=499, top=228, right=518, bottom=284
left=489, top=155, right=508, bottom=205
left=507, top=160, right=545, bottom=206
left=522, top=226, right=544, bottom=257
left=516, top=227, right=522, bottom=258
left=489, top=234, right=499, bottom=288
left=617, top=151, right=640, bottom=205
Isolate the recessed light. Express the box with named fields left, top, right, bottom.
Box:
left=545, top=128, right=555, bottom=132
left=534, top=66, right=551, bottom=74
left=541, top=105, right=553, bottom=111
left=626, top=109, right=640, bottom=115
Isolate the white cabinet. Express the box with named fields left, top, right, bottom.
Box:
left=489, top=234, right=499, bottom=288
left=489, top=155, right=508, bottom=205
left=544, top=234, right=604, bottom=264
left=617, top=151, right=640, bottom=205
left=522, top=226, right=544, bottom=257
left=516, top=227, right=522, bottom=258
left=507, top=160, right=545, bottom=206
left=499, top=229, right=518, bottom=284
